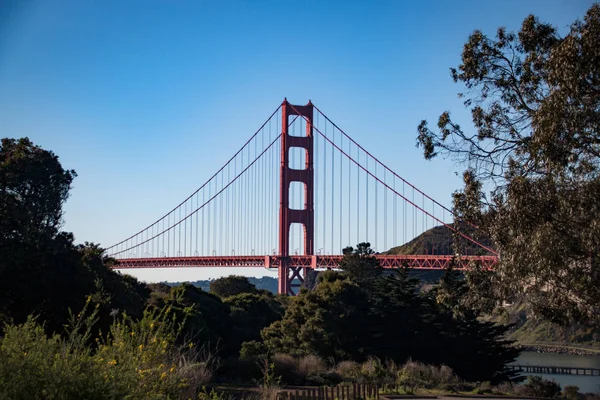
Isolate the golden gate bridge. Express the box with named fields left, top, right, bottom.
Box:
left=107, top=99, right=497, bottom=294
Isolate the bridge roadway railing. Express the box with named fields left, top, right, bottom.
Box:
left=112, top=254, right=497, bottom=269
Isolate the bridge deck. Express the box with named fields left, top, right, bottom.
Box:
left=112, top=254, right=497, bottom=269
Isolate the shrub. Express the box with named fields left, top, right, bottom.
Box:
left=494, top=381, right=517, bottom=395
left=297, top=355, right=327, bottom=379
left=358, top=358, right=389, bottom=385
left=519, top=376, right=562, bottom=398
left=396, top=360, right=460, bottom=393
left=0, top=301, right=209, bottom=400
left=336, top=360, right=360, bottom=382
left=475, top=381, right=493, bottom=394
left=258, top=359, right=282, bottom=400
left=563, top=386, right=583, bottom=400
left=397, top=360, right=431, bottom=393
left=240, top=340, right=268, bottom=360
left=0, top=316, right=110, bottom=400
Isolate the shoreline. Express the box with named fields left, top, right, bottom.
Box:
left=516, top=344, right=600, bottom=356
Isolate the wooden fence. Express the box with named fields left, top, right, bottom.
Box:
left=282, top=384, right=380, bottom=400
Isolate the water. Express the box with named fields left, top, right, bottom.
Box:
left=513, top=351, right=600, bottom=393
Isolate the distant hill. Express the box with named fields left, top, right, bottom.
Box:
left=165, top=276, right=279, bottom=294
left=385, top=223, right=494, bottom=256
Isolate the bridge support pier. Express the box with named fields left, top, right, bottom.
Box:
left=278, top=264, right=310, bottom=295
left=278, top=99, right=314, bottom=295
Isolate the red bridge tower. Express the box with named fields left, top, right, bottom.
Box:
left=278, top=99, right=314, bottom=295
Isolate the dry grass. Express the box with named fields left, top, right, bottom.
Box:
left=297, top=355, right=327, bottom=379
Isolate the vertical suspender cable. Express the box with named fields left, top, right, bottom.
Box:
left=348, top=133, right=351, bottom=248
left=331, top=121, right=334, bottom=253
left=339, top=128, right=342, bottom=253
left=357, top=147, right=360, bottom=244
left=375, top=162, right=378, bottom=250
left=323, top=119, right=327, bottom=253
left=366, top=157, right=369, bottom=243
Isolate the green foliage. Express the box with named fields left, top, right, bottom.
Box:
left=0, top=137, right=76, bottom=242
left=209, top=275, right=257, bottom=299
left=258, top=359, right=282, bottom=400
left=261, top=243, right=519, bottom=383
left=563, top=385, right=584, bottom=400
left=181, top=277, right=279, bottom=295
left=261, top=271, right=370, bottom=361
left=338, top=242, right=382, bottom=284
left=196, top=386, right=230, bottom=400
left=0, top=302, right=208, bottom=400
left=239, top=340, right=269, bottom=360
left=396, top=360, right=460, bottom=394
left=416, top=4, right=600, bottom=326
left=0, top=138, right=150, bottom=336
left=226, top=292, right=283, bottom=347
left=521, top=376, right=562, bottom=398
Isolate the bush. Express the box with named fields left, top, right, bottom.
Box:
left=396, top=360, right=460, bottom=393
left=519, top=376, right=562, bottom=398
left=240, top=340, right=268, bottom=360
left=336, top=360, right=360, bottom=381
left=563, top=386, right=584, bottom=400
left=0, top=316, right=110, bottom=400
left=0, top=301, right=209, bottom=399
left=358, top=358, right=388, bottom=385
left=397, top=360, right=431, bottom=393
left=475, top=381, right=493, bottom=394
left=297, top=355, right=327, bottom=379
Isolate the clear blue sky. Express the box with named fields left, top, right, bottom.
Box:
left=0, top=0, right=594, bottom=282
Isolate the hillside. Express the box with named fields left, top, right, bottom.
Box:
left=386, top=227, right=599, bottom=352
left=484, top=302, right=600, bottom=353
left=385, top=223, right=494, bottom=256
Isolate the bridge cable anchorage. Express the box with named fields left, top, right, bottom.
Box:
left=106, top=105, right=282, bottom=255
left=287, top=103, right=498, bottom=256
left=109, top=134, right=282, bottom=258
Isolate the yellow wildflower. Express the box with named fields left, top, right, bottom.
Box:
left=138, top=344, right=144, bottom=351
left=160, top=372, right=167, bottom=380
left=169, top=365, right=176, bottom=373
left=108, top=359, right=117, bottom=366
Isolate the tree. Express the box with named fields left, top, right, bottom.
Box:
left=338, top=242, right=383, bottom=285
left=209, top=275, right=257, bottom=299
left=0, top=138, right=150, bottom=335
left=426, top=268, right=520, bottom=383
left=155, top=283, right=234, bottom=354
left=261, top=271, right=371, bottom=361
left=226, top=293, right=283, bottom=348
left=0, top=137, right=76, bottom=244
left=416, top=5, right=600, bottom=326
